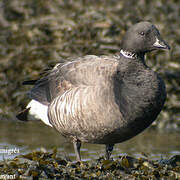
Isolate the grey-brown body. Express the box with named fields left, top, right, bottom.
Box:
left=46, top=54, right=166, bottom=144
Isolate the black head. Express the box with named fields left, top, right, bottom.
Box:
left=121, top=21, right=170, bottom=55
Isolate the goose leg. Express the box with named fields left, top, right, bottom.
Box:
left=73, top=139, right=81, bottom=161
left=105, top=144, right=114, bottom=160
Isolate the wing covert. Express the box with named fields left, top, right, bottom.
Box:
left=28, top=55, right=119, bottom=105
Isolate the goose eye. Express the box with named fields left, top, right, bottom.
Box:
left=139, top=31, right=145, bottom=36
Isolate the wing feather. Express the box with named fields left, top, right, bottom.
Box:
left=27, top=55, right=119, bottom=105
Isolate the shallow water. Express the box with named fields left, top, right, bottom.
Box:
left=0, top=119, right=180, bottom=162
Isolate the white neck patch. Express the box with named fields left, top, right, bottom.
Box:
left=120, top=49, right=137, bottom=59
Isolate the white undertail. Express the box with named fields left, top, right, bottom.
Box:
left=27, top=100, right=52, bottom=127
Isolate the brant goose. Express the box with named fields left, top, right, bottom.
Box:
left=17, top=21, right=170, bottom=161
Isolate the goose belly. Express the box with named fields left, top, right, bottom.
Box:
left=48, top=86, right=123, bottom=143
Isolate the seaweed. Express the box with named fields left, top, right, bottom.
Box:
left=0, top=150, right=179, bottom=179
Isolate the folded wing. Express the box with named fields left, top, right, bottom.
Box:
left=27, top=55, right=119, bottom=106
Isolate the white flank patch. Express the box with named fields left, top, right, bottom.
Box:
left=27, top=100, right=52, bottom=127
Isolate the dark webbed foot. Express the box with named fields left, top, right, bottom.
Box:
left=73, top=139, right=81, bottom=161
left=105, top=144, right=114, bottom=160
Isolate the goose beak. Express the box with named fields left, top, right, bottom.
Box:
left=153, top=37, right=170, bottom=50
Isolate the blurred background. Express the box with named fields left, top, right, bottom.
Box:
left=0, top=0, right=179, bottom=160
